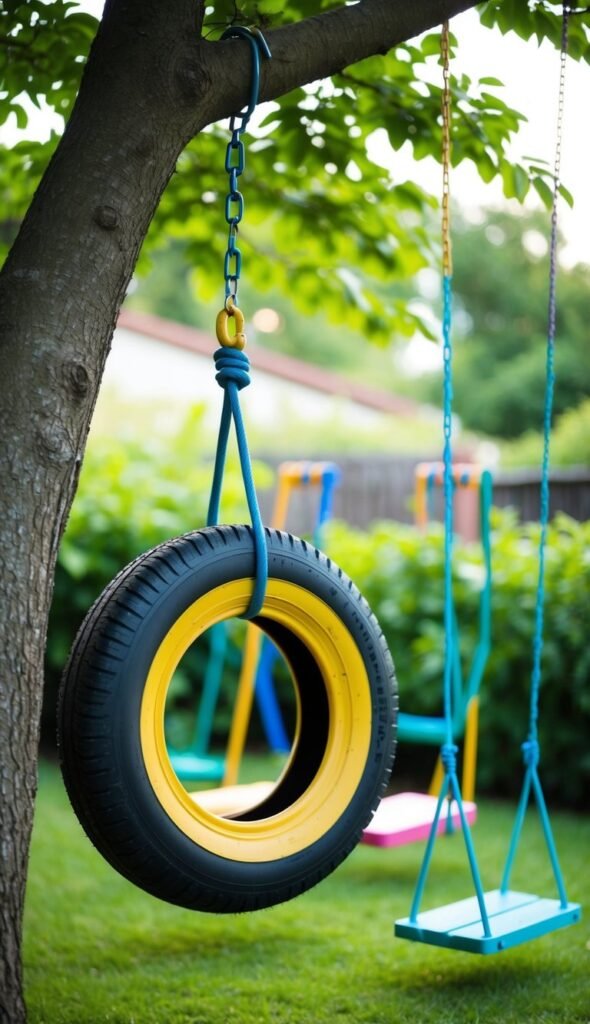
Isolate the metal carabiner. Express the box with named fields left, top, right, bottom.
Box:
left=216, top=298, right=247, bottom=350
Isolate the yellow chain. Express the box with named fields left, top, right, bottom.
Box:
left=441, top=20, right=453, bottom=278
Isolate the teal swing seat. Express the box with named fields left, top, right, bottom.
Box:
left=396, top=890, right=581, bottom=956
left=395, top=10, right=581, bottom=956
left=167, top=621, right=227, bottom=783
left=395, top=736, right=581, bottom=955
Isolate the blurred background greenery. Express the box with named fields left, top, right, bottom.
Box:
left=46, top=401, right=590, bottom=808
left=123, top=205, right=590, bottom=463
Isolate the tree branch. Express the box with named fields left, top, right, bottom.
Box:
left=194, top=0, right=479, bottom=130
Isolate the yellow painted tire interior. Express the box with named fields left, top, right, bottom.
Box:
left=140, top=578, right=372, bottom=862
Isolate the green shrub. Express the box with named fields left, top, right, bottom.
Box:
left=45, top=405, right=271, bottom=739
left=501, top=397, right=590, bottom=468
left=326, top=510, right=590, bottom=808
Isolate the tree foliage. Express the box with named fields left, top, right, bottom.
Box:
left=422, top=208, right=590, bottom=439
left=2, top=1, right=588, bottom=342
left=502, top=396, right=590, bottom=466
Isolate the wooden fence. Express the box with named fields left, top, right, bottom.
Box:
left=254, top=453, right=590, bottom=534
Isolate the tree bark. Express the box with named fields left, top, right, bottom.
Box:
left=0, top=0, right=477, bottom=1019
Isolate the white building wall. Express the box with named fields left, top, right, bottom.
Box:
left=98, top=327, right=390, bottom=432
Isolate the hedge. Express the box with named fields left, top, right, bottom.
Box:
left=326, top=512, right=590, bottom=809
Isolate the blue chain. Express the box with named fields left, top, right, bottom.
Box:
left=223, top=128, right=245, bottom=303
left=220, top=27, right=271, bottom=304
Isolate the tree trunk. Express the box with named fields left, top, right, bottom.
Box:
left=0, top=0, right=476, bottom=1019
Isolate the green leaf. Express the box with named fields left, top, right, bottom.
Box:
left=512, top=164, right=530, bottom=202
left=500, top=161, right=516, bottom=199
left=533, top=175, right=554, bottom=208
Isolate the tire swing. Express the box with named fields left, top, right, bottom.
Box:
left=58, top=27, right=397, bottom=915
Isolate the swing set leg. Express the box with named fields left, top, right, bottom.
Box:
left=462, top=697, right=479, bottom=803
left=427, top=698, right=479, bottom=803
left=223, top=625, right=264, bottom=786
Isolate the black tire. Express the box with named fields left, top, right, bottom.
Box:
left=58, top=525, right=397, bottom=913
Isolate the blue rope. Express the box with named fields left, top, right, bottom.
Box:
left=207, top=347, right=268, bottom=619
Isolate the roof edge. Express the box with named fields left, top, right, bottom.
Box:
left=117, top=307, right=423, bottom=419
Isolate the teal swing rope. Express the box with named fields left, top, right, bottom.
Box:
left=500, top=4, right=570, bottom=907
left=408, top=7, right=573, bottom=937
left=206, top=27, right=271, bottom=620
left=408, top=277, right=492, bottom=935
left=408, top=24, right=491, bottom=932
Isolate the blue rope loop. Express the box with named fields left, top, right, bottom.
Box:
left=207, top=353, right=268, bottom=619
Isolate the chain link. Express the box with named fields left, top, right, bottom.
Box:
left=547, top=5, right=569, bottom=349
left=441, top=21, right=452, bottom=279
left=222, top=128, right=246, bottom=304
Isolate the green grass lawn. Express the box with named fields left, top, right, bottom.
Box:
left=25, top=760, right=589, bottom=1024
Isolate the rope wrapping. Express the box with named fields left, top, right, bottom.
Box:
left=521, top=739, right=540, bottom=769
left=213, top=347, right=251, bottom=390
left=440, top=743, right=458, bottom=776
